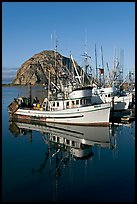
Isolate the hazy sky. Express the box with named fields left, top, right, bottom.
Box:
left=2, top=2, right=135, bottom=78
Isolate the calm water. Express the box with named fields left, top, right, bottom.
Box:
left=2, top=86, right=135, bottom=202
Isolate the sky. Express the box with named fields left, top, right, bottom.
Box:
left=2, top=2, right=135, bottom=83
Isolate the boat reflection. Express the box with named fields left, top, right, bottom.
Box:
left=9, top=119, right=117, bottom=159
left=8, top=119, right=134, bottom=201
left=9, top=120, right=120, bottom=200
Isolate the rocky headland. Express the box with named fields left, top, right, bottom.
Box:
left=12, top=50, right=81, bottom=85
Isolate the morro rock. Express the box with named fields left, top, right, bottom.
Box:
left=12, top=50, right=81, bottom=85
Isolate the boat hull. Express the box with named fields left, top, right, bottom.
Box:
left=112, top=95, right=132, bottom=111
left=11, top=103, right=111, bottom=126
left=100, top=95, right=132, bottom=111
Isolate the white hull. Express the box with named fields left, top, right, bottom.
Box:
left=100, top=94, right=132, bottom=111
left=93, top=87, right=132, bottom=111
left=13, top=103, right=110, bottom=126
left=112, top=95, right=132, bottom=111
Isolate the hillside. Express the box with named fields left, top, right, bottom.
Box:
left=12, top=50, right=81, bottom=85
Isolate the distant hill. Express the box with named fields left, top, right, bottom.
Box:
left=12, top=50, right=81, bottom=85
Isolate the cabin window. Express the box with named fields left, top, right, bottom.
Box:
left=57, top=102, right=59, bottom=107
left=108, top=94, right=111, bottom=97
left=53, top=136, right=56, bottom=141
left=52, top=102, right=55, bottom=106
left=66, top=101, right=69, bottom=106
left=57, top=137, right=60, bottom=142
left=76, top=100, right=79, bottom=105
left=72, top=101, right=75, bottom=105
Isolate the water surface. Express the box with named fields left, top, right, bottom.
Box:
left=2, top=86, right=135, bottom=202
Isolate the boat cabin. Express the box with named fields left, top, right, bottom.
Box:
left=42, top=97, right=92, bottom=111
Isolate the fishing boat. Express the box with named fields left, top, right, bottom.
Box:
left=92, top=86, right=132, bottom=111
left=8, top=86, right=111, bottom=126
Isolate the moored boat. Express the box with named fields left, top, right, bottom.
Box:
left=92, top=86, right=132, bottom=111
left=8, top=86, right=111, bottom=126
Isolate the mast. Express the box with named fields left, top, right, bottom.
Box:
left=106, top=62, right=111, bottom=86
left=29, top=82, right=32, bottom=106
left=70, top=51, right=74, bottom=82
left=101, top=46, right=104, bottom=86
left=81, top=51, right=91, bottom=85
left=81, top=31, right=91, bottom=85
left=119, top=49, right=124, bottom=83
left=47, top=68, right=50, bottom=110
left=95, top=44, right=98, bottom=83
left=54, top=34, right=58, bottom=98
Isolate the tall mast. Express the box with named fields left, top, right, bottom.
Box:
left=101, top=46, right=104, bottom=71
left=54, top=34, right=58, bottom=97
left=70, top=51, right=74, bottom=82
left=95, top=44, right=98, bottom=82
left=119, top=49, right=124, bottom=83
left=47, top=68, right=50, bottom=110
left=101, top=46, right=104, bottom=86
left=81, top=31, right=91, bottom=85
left=106, top=62, right=111, bottom=86
left=29, top=82, right=32, bottom=105
left=81, top=51, right=91, bottom=85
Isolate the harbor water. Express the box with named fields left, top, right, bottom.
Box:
left=2, top=86, right=135, bottom=202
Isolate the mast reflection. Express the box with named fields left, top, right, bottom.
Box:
left=8, top=119, right=134, bottom=202
left=9, top=119, right=118, bottom=170
left=9, top=119, right=120, bottom=201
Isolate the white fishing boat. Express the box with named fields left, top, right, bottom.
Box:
left=92, top=86, right=132, bottom=111
left=8, top=86, right=111, bottom=126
